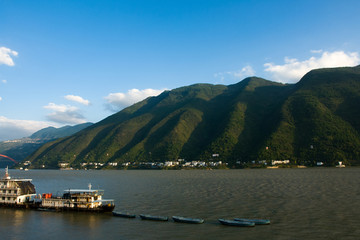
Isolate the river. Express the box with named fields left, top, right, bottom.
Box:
left=0, top=168, right=359, bottom=239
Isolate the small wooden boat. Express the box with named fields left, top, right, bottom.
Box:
left=112, top=211, right=136, bottom=218
left=218, top=219, right=255, bottom=227
left=234, top=218, right=270, bottom=225
left=172, top=216, right=204, bottom=224
left=37, top=208, right=56, bottom=212
left=139, top=214, right=169, bottom=221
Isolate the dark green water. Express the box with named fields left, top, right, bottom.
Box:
left=0, top=168, right=359, bottom=239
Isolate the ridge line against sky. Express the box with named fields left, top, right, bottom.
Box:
left=1, top=0, right=360, bottom=141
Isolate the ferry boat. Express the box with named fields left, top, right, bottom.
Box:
left=40, top=184, right=115, bottom=212
left=0, top=167, right=38, bottom=208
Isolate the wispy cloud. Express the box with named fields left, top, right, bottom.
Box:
left=214, top=65, right=255, bottom=83
left=0, top=97, right=2, bottom=101
left=0, top=47, right=18, bottom=66
left=105, top=88, right=166, bottom=112
left=64, top=95, right=90, bottom=105
left=264, top=50, right=360, bottom=83
left=310, top=49, right=323, bottom=54
left=0, top=116, right=54, bottom=141
left=44, top=103, right=86, bottom=124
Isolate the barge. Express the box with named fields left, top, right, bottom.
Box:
left=41, top=184, right=115, bottom=212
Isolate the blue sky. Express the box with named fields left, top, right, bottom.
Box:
left=1, top=0, right=360, bottom=141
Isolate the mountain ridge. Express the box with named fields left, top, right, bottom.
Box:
left=25, top=66, right=360, bottom=168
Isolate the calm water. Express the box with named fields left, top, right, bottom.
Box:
left=0, top=168, right=359, bottom=240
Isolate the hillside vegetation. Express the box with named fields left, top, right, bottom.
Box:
left=26, top=66, right=360, bottom=168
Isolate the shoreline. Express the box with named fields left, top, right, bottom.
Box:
left=11, top=165, right=356, bottom=171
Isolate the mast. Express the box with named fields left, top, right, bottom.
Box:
left=5, top=166, right=11, bottom=179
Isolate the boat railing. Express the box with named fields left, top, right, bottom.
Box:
left=0, top=193, right=19, bottom=197
left=0, top=186, right=17, bottom=190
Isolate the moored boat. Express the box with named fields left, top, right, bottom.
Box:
left=112, top=211, right=136, bottom=218
left=0, top=167, right=39, bottom=209
left=40, top=184, right=115, bottom=212
left=172, top=216, right=204, bottom=224
left=139, top=214, right=169, bottom=221
left=0, top=168, right=115, bottom=213
left=218, top=219, right=255, bottom=227
left=234, top=218, right=270, bottom=225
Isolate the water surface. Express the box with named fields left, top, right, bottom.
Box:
left=1, top=168, right=359, bottom=239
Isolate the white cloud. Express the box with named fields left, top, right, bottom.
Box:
left=0, top=116, right=54, bottom=141
left=233, top=66, right=256, bottom=79
left=214, top=65, right=255, bottom=83
left=64, top=95, right=90, bottom=105
left=310, top=49, right=323, bottom=54
left=44, top=103, right=86, bottom=124
left=2, top=80, right=7, bottom=84
left=0, top=97, right=2, bottom=101
left=105, top=88, right=166, bottom=112
left=0, top=47, right=18, bottom=66
left=264, top=51, right=360, bottom=83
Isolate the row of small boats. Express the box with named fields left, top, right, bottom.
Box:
left=112, top=212, right=204, bottom=223
left=112, top=211, right=270, bottom=227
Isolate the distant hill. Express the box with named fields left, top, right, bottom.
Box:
left=0, top=122, right=93, bottom=166
left=25, top=66, right=360, bottom=168
left=30, top=122, right=94, bottom=140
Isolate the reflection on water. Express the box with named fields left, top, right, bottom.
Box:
left=0, top=168, right=359, bottom=239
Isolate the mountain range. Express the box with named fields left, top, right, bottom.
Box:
left=25, top=66, right=360, bottom=168
left=0, top=122, right=93, bottom=166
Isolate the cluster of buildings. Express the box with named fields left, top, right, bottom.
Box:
left=3, top=138, right=43, bottom=144
left=236, top=159, right=291, bottom=166
left=79, top=162, right=117, bottom=167
left=57, top=160, right=227, bottom=169
left=23, top=158, right=294, bottom=170
left=120, top=160, right=226, bottom=169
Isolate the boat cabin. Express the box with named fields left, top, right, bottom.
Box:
left=41, top=185, right=115, bottom=211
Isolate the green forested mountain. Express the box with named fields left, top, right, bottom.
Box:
left=258, top=66, right=360, bottom=166
left=26, top=66, right=360, bottom=168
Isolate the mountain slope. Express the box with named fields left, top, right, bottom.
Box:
left=259, top=66, right=360, bottom=165
left=26, top=66, right=360, bottom=168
